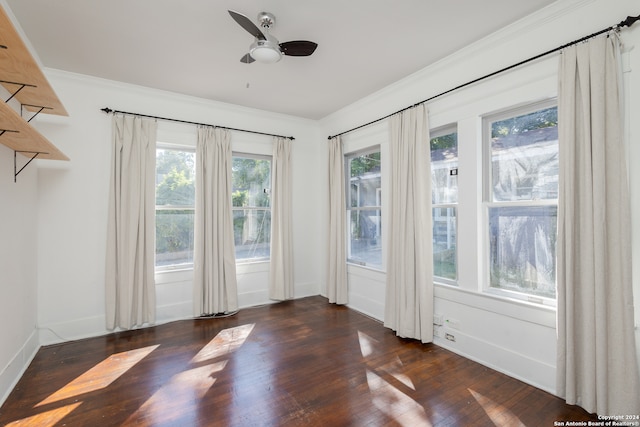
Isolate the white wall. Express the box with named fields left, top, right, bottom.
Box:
left=31, top=70, right=322, bottom=344
left=0, top=142, right=40, bottom=404
left=320, top=0, right=640, bottom=395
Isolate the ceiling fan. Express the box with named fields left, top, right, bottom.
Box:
left=228, top=10, right=318, bottom=64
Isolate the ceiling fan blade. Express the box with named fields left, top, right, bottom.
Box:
left=240, top=53, right=255, bottom=64
left=279, top=40, right=318, bottom=57
left=228, top=10, right=266, bottom=40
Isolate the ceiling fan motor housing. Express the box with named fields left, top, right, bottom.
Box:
left=257, top=12, right=276, bottom=29
left=250, top=33, right=282, bottom=63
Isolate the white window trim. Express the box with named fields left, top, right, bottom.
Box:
left=345, top=146, right=383, bottom=271
left=481, top=99, right=558, bottom=307
left=430, top=124, right=459, bottom=285
left=232, top=152, right=272, bottom=264
left=155, top=143, right=197, bottom=273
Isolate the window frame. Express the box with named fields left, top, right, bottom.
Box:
left=345, top=146, right=383, bottom=271
left=231, top=152, right=273, bottom=264
left=430, top=124, right=459, bottom=285
left=482, top=98, right=558, bottom=306
left=155, top=143, right=196, bottom=273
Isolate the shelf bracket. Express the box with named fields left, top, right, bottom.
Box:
left=0, top=128, right=19, bottom=137
left=21, top=104, right=52, bottom=122
left=14, top=150, right=47, bottom=183
left=0, top=79, right=37, bottom=104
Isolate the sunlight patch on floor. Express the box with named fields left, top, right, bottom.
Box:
left=358, top=330, right=375, bottom=358
left=36, top=345, right=159, bottom=407
left=366, top=370, right=431, bottom=426
left=5, top=402, right=82, bottom=427
left=358, top=331, right=428, bottom=426
left=469, top=388, right=526, bottom=427
left=191, top=323, right=255, bottom=363
left=358, top=331, right=416, bottom=390
left=124, top=361, right=227, bottom=425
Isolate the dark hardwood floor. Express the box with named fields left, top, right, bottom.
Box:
left=0, top=296, right=598, bottom=426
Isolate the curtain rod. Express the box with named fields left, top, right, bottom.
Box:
left=327, top=13, right=640, bottom=140
left=101, top=108, right=295, bottom=141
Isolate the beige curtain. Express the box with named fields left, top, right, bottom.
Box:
left=384, top=104, right=433, bottom=343
left=327, top=136, right=348, bottom=304
left=269, top=137, right=294, bottom=300
left=193, top=126, right=238, bottom=315
left=105, top=114, right=157, bottom=330
left=557, top=34, right=640, bottom=415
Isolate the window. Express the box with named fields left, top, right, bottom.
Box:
left=232, top=154, right=272, bottom=262
left=484, top=101, right=558, bottom=302
left=430, top=126, right=458, bottom=282
left=346, top=149, right=382, bottom=269
left=155, top=146, right=196, bottom=271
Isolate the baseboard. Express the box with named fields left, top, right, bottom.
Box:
left=38, top=315, right=107, bottom=346
left=433, top=330, right=557, bottom=395
left=0, top=330, right=40, bottom=407
left=295, top=282, right=320, bottom=299
left=347, top=293, right=385, bottom=322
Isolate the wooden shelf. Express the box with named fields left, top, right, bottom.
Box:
left=0, top=4, right=68, bottom=165
left=0, top=6, right=67, bottom=116
left=0, top=101, right=68, bottom=160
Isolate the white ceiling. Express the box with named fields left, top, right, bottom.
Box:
left=5, top=0, right=558, bottom=120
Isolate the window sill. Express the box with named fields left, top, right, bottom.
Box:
left=483, top=287, right=556, bottom=309
left=434, top=283, right=556, bottom=328
left=347, top=262, right=385, bottom=274
left=236, top=259, right=270, bottom=268
left=155, top=267, right=194, bottom=285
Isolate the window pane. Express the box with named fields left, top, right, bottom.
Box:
left=232, top=157, right=271, bottom=208
left=233, top=209, right=271, bottom=261
left=232, top=155, right=272, bottom=262
left=433, top=207, right=457, bottom=280
left=489, top=206, right=557, bottom=299
left=156, top=147, right=196, bottom=270
left=156, top=209, right=195, bottom=268
left=348, top=152, right=381, bottom=208
left=431, top=132, right=458, bottom=204
left=348, top=209, right=382, bottom=269
left=156, top=149, right=195, bottom=206
left=490, top=107, right=558, bottom=202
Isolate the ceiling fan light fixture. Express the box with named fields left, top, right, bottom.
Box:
left=250, top=40, right=282, bottom=63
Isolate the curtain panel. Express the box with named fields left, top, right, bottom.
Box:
left=269, top=137, right=294, bottom=300
left=556, top=34, right=640, bottom=415
left=105, top=114, right=157, bottom=330
left=193, top=126, right=239, bottom=315
left=383, top=104, right=434, bottom=343
left=327, top=136, right=348, bottom=304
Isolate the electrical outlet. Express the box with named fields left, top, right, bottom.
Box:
left=433, top=314, right=444, bottom=326
left=433, top=326, right=443, bottom=338
left=445, top=333, right=456, bottom=342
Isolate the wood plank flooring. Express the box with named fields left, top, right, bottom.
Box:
left=0, top=296, right=599, bottom=426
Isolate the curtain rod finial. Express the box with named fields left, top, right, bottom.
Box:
left=618, top=14, right=640, bottom=29
left=101, top=108, right=113, bottom=114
